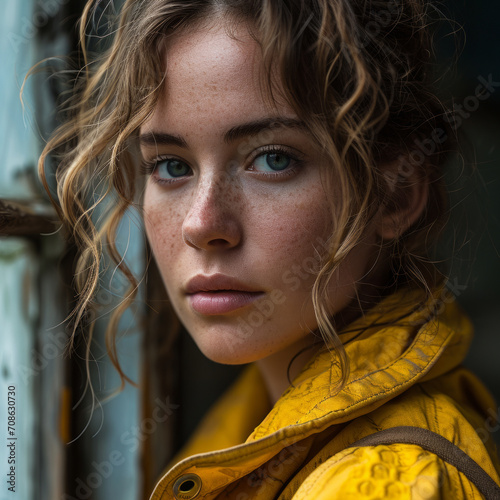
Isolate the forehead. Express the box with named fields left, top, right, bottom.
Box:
left=144, top=18, right=292, bottom=132
left=165, top=19, right=260, bottom=85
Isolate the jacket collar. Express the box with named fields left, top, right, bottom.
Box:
left=248, top=286, right=473, bottom=440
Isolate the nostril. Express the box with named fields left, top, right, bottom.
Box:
left=207, top=238, right=232, bottom=247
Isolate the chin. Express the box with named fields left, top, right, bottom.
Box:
left=192, top=330, right=265, bottom=366
left=197, top=343, right=260, bottom=366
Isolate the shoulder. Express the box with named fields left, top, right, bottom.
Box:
left=289, top=379, right=500, bottom=500
left=292, top=442, right=482, bottom=500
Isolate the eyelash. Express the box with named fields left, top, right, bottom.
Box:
left=249, top=145, right=304, bottom=179
left=140, top=158, right=186, bottom=185
left=140, top=145, right=305, bottom=185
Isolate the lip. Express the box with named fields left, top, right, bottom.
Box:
left=188, top=291, right=264, bottom=315
left=185, top=274, right=264, bottom=315
left=185, top=273, right=262, bottom=294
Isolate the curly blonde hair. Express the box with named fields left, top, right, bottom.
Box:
left=36, top=0, right=453, bottom=392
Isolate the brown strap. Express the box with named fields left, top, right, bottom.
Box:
left=347, top=426, right=500, bottom=500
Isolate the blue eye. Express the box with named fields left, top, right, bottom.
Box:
left=156, top=159, right=191, bottom=179
left=254, top=151, right=291, bottom=172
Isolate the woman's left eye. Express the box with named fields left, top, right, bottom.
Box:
left=254, top=152, right=291, bottom=171
left=250, top=147, right=303, bottom=177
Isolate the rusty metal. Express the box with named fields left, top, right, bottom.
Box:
left=0, top=199, right=59, bottom=236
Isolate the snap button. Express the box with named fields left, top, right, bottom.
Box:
left=173, top=473, right=202, bottom=499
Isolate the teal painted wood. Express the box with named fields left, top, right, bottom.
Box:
left=0, top=0, right=144, bottom=500
left=0, top=239, right=38, bottom=500
left=1, top=3, right=43, bottom=200
left=68, top=207, right=144, bottom=500
left=1, top=2, right=69, bottom=499
left=2, top=1, right=146, bottom=498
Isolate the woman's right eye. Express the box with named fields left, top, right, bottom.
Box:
left=144, top=158, right=192, bottom=183
left=156, top=158, right=191, bottom=179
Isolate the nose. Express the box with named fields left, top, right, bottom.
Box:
left=182, top=171, right=242, bottom=250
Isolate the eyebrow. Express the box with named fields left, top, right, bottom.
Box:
left=139, top=117, right=307, bottom=148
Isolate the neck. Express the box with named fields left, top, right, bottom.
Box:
left=255, top=282, right=394, bottom=405
left=256, top=336, right=319, bottom=405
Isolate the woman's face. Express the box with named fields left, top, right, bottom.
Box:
left=141, top=18, right=378, bottom=364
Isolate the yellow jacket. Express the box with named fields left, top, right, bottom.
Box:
left=151, top=289, right=500, bottom=499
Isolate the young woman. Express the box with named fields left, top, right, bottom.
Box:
left=38, top=0, right=500, bottom=498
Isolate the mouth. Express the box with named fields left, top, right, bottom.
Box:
left=185, top=274, right=264, bottom=315
left=187, top=290, right=264, bottom=315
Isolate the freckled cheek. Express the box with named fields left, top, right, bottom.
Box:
left=143, top=192, right=185, bottom=264
left=253, top=189, right=333, bottom=273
